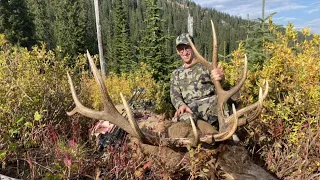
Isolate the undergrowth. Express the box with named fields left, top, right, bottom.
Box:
left=0, top=18, right=319, bottom=179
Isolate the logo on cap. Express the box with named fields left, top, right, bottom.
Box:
left=176, top=33, right=194, bottom=46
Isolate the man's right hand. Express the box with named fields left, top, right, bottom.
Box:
left=174, top=104, right=193, bottom=118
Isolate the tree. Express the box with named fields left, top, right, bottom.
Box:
left=100, top=0, right=114, bottom=74
left=84, top=0, right=98, bottom=55
left=0, top=0, right=36, bottom=48
left=113, top=0, right=135, bottom=74
left=242, top=0, right=277, bottom=71
left=51, top=0, right=87, bottom=58
left=136, top=0, right=173, bottom=82
left=26, top=0, right=53, bottom=49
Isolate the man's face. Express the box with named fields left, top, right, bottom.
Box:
left=176, top=44, right=194, bottom=64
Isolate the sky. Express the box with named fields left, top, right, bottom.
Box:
left=192, top=0, right=320, bottom=34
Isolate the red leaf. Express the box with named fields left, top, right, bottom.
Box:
left=68, top=139, right=76, bottom=148
left=64, top=154, right=72, bottom=167
left=143, top=160, right=152, bottom=169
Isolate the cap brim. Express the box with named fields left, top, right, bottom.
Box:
left=176, top=42, right=190, bottom=47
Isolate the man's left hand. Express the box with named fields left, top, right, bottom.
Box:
left=211, top=63, right=224, bottom=81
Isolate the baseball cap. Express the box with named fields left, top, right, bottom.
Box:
left=176, top=33, right=194, bottom=47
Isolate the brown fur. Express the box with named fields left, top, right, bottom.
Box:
left=131, top=116, right=278, bottom=179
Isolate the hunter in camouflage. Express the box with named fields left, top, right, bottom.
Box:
left=170, top=33, right=225, bottom=125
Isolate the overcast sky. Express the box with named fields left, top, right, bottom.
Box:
left=192, top=0, right=320, bottom=34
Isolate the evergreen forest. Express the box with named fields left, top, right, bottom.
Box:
left=0, top=0, right=319, bottom=179
left=1, top=0, right=249, bottom=73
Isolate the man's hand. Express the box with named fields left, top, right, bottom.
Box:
left=174, top=104, right=193, bottom=118
left=211, top=63, right=224, bottom=81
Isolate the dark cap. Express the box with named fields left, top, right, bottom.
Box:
left=176, top=33, right=194, bottom=47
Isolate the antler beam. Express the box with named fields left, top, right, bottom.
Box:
left=185, top=20, right=268, bottom=139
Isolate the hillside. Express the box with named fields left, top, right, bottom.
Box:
left=1, top=0, right=249, bottom=63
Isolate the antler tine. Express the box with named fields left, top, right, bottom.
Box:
left=120, top=93, right=147, bottom=142
left=66, top=50, right=144, bottom=139
left=67, top=72, right=102, bottom=118
left=211, top=20, right=218, bottom=68
left=214, top=104, right=238, bottom=141
left=199, top=104, right=238, bottom=143
left=212, top=19, right=248, bottom=105
left=86, top=50, right=113, bottom=110
left=189, top=116, right=199, bottom=146
left=237, top=80, right=269, bottom=126
left=186, top=35, right=212, bottom=71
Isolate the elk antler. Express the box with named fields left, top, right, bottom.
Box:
left=67, top=50, right=147, bottom=143
left=67, top=51, right=201, bottom=147
left=67, top=20, right=268, bottom=147
left=185, top=20, right=269, bottom=141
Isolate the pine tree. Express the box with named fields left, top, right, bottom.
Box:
left=113, top=0, right=135, bottom=74
left=51, top=0, right=87, bottom=58
left=100, top=0, right=114, bottom=74
left=26, top=0, right=53, bottom=48
left=243, top=0, right=277, bottom=71
left=136, top=0, right=173, bottom=82
left=0, top=0, right=36, bottom=48
left=83, top=0, right=98, bottom=55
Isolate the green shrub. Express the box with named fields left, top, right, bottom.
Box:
left=223, top=23, right=320, bottom=179
left=0, top=34, right=91, bottom=177
left=80, top=61, right=168, bottom=113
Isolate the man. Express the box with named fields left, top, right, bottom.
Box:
left=170, top=33, right=225, bottom=125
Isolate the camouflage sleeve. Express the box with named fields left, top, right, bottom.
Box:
left=170, top=71, right=186, bottom=110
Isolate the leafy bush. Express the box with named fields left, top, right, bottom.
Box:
left=0, top=34, right=171, bottom=178
left=80, top=61, right=168, bottom=113
left=223, top=23, right=320, bottom=179
left=0, top=34, right=94, bottom=178
left=258, top=24, right=320, bottom=179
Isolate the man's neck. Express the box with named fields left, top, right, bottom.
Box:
left=184, top=57, right=197, bottom=69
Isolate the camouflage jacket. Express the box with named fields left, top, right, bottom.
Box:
left=170, top=63, right=215, bottom=110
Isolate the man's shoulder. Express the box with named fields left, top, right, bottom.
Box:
left=172, top=65, right=184, bottom=75
left=193, top=62, right=210, bottom=69
left=192, top=63, right=210, bottom=74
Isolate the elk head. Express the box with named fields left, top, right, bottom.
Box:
left=66, top=20, right=268, bottom=148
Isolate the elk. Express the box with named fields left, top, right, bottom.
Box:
left=67, top=21, right=276, bottom=179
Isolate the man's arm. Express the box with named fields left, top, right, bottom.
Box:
left=170, top=71, right=193, bottom=117
left=170, top=72, right=186, bottom=110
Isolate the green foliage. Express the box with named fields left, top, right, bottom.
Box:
left=0, top=0, right=36, bottom=48
left=3, top=1, right=320, bottom=179
left=51, top=0, right=87, bottom=58
left=242, top=8, right=277, bottom=71
left=133, top=0, right=178, bottom=113
left=0, top=34, right=89, bottom=174
left=136, top=0, right=173, bottom=82
left=26, top=0, right=54, bottom=49
left=5, top=0, right=250, bottom=66
left=112, top=0, right=135, bottom=74
left=224, top=22, right=320, bottom=179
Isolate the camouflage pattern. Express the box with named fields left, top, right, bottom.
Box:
left=170, top=63, right=219, bottom=124
left=176, top=33, right=194, bottom=46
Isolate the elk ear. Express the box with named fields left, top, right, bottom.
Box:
left=197, top=120, right=218, bottom=134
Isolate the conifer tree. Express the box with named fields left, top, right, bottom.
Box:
left=0, top=0, right=36, bottom=48
left=113, top=0, right=135, bottom=74
left=84, top=0, right=98, bottom=55
left=51, top=0, right=87, bottom=58
left=243, top=0, right=276, bottom=71
left=26, top=0, right=53, bottom=48
left=136, top=0, right=173, bottom=82
left=100, top=0, right=115, bottom=74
